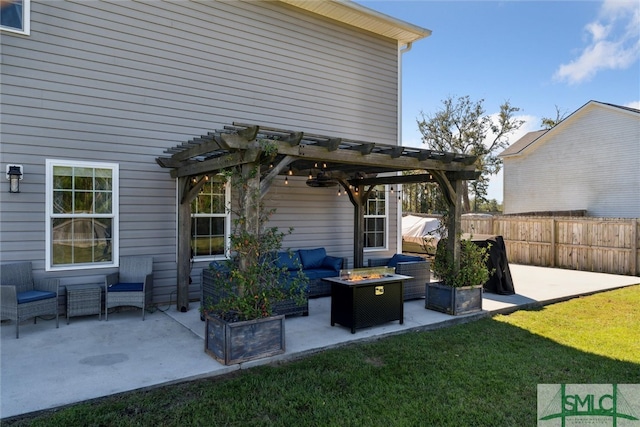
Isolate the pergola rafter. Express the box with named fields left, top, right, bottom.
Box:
left=156, top=123, right=481, bottom=312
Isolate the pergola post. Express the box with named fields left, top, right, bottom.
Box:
left=353, top=187, right=365, bottom=268
left=238, top=162, right=261, bottom=273
left=446, top=178, right=464, bottom=274
left=177, top=176, right=192, bottom=312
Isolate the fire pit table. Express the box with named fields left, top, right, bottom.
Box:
left=323, top=267, right=411, bottom=333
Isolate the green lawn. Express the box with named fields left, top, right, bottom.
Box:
left=5, top=285, right=639, bottom=426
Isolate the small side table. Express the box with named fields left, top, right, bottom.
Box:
left=66, top=284, right=102, bottom=324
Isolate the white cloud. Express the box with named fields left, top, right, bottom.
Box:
left=554, top=0, right=640, bottom=85
left=625, top=100, right=640, bottom=109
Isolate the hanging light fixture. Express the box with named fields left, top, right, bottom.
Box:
left=288, top=165, right=293, bottom=176
left=6, top=165, right=23, bottom=193
left=285, top=176, right=289, bottom=185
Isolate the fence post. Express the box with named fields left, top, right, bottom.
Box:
left=631, top=219, right=638, bottom=276
left=550, top=218, right=556, bottom=268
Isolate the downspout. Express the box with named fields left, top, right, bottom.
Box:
left=396, top=42, right=412, bottom=254
left=400, top=41, right=413, bottom=54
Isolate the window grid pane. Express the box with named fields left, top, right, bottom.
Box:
left=50, top=164, right=114, bottom=267
left=363, top=186, right=387, bottom=249
left=191, top=179, right=228, bottom=258
left=1, top=0, right=24, bottom=31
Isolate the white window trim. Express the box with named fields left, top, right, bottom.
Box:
left=189, top=177, right=231, bottom=262
left=45, top=159, right=119, bottom=271
left=1, top=0, right=30, bottom=35
left=363, top=185, right=389, bottom=252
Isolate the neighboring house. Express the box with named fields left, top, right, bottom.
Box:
left=0, top=1, right=432, bottom=306
left=499, top=101, right=640, bottom=218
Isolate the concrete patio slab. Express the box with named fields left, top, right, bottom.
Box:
left=1, top=264, right=638, bottom=419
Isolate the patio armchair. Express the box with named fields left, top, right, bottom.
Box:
left=368, top=254, right=431, bottom=300
left=0, top=261, right=60, bottom=338
left=105, top=256, right=153, bottom=320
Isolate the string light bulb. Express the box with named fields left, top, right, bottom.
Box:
left=288, top=165, right=293, bottom=176
left=285, top=176, right=289, bottom=185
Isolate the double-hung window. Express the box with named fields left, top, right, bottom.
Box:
left=1, top=0, right=30, bottom=35
left=364, top=185, right=388, bottom=250
left=191, top=178, right=230, bottom=259
left=46, top=160, right=118, bottom=271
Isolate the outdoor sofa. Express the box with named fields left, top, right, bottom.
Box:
left=368, top=254, right=430, bottom=300
left=200, top=247, right=345, bottom=320
left=274, top=248, right=346, bottom=298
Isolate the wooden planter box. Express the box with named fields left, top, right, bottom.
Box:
left=425, top=281, right=483, bottom=315
left=204, top=313, right=285, bottom=365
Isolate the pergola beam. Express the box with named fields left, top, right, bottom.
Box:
left=279, top=143, right=473, bottom=172
left=170, top=150, right=260, bottom=178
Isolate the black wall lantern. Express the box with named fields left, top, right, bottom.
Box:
left=6, top=165, right=23, bottom=193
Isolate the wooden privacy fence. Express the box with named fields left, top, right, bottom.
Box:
left=461, top=216, right=640, bottom=276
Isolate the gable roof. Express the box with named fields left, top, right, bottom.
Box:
left=499, top=100, right=640, bottom=158
left=499, top=129, right=547, bottom=157
left=279, top=0, right=432, bottom=45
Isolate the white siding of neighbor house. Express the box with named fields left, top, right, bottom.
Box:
left=503, top=103, right=640, bottom=218
left=0, top=1, right=402, bottom=304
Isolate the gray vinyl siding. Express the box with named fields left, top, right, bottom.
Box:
left=0, top=1, right=401, bottom=304
left=267, top=177, right=399, bottom=266
left=503, top=104, right=640, bottom=217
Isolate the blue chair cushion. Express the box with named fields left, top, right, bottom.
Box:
left=299, top=248, right=327, bottom=269
left=321, top=255, right=343, bottom=273
left=17, top=290, right=56, bottom=304
left=276, top=251, right=302, bottom=271
left=108, top=282, right=143, bottom=292
left=387, top=254, right=424, bottom=268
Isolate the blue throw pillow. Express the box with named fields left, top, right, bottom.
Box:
left=321, top=256, right=343, bottom=273
left=299, top=248, right=327, bottom=269
left=387, top=254, right=424, bottom=268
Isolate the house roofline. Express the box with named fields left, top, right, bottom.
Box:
left=499, top=100, right=640, bottom=158
left=278, top=0, right=432, bottom=45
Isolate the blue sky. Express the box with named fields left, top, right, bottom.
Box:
left=356, top=0, right=640, bottom=202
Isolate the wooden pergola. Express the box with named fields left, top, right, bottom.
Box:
left=156, top=123, right=481, bottom=311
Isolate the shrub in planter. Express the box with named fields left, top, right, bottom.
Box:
left=432, top=238, right=491, bottom=288
left=201, top=163, right=308, bottom=364
left=426, top=237, right=492, bottom=315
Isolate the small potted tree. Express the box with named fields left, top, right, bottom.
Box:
left=425, top=236, right=491, bottom=315
left=202, top=164, right=308, bottom=365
